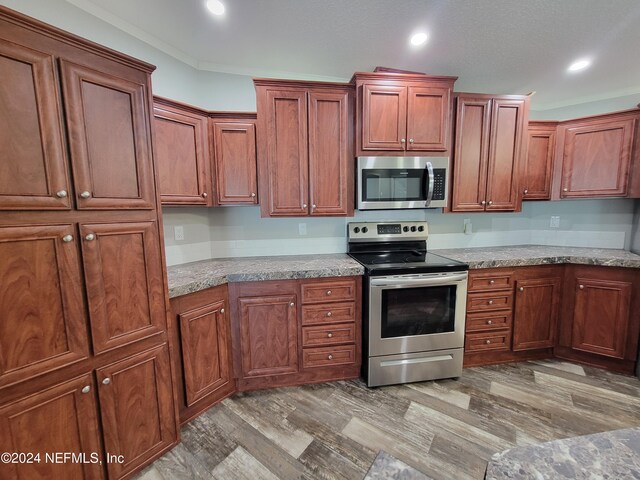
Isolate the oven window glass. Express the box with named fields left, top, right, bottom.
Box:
left=381, top=285, right=456, bottom=338
left=362, top=169, right=426, bottom=202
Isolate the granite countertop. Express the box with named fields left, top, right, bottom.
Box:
left=485, top=427, right=640, bottom=479
left=433, top=245, right=640, bottom=270
left=166, top=253, right=364, bottom=298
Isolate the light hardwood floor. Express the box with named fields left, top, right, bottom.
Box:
left=136, top=360, right=640, bottom=480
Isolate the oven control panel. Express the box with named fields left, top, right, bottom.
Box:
left=348, top=222, right=429, bottom=242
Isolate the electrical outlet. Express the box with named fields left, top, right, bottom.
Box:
left=463, top=218, right=472, bottom=235
left=550, top=216, right=560, bottom=228
left=174, top=225, right=184, bottom=241
left=298, top=223, right=307, bottom=236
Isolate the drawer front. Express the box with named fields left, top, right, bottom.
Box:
left=468, top=272, right=513, bottom=292
left=467, top=292, right=513, bottom=312
left=303, top=345, right=356, bottom=369
left=301, top=279, right=356, bottom=304
left=465, top=330, right=511, bottom=352
left=302, top=323, right=355, bottom=347
left=302, top=302, right=356, bottom=325
left=466, top=311, right=513, bottom=332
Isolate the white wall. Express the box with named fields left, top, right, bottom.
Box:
left=5, top=0, right=637, bottom=266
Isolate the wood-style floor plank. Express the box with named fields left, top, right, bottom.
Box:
left=135, top=360, right=640, bottom=480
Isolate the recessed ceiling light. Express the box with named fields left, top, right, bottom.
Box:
left=567, top=58, right=591, bottom=72
left=410, top=32, right=429, bottom=47
left=206, top=0, right=225, bottom=16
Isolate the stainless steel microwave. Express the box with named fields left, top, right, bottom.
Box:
left=357, top=156, right=449, bottom=210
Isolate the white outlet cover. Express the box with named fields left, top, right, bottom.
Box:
left=550, top=216, right=560, bottom=228
left=174, top=225, right=185, bottom=241
left=298, top=223, right=307, bottom=236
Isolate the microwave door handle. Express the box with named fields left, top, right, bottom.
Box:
left=425, top=162, right=434, bottom=207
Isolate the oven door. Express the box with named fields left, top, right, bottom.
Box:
left=368, top=272, right=468, bottom=357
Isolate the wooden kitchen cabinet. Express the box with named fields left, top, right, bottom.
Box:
left=451, top=94, right=529, bottom=212
left=557, top=266, right=640, bottom=373
left=554, top=110, right=638, bottom=199
left=153, top=97, right=212, bottom=206
left=170, top=284, right=235, bottom=424
left=353, top=72, right=456, bottom=155
left=254, top=79, right=354, bottom=217
left=96, top=344, right=176, bottom=479
left=523, top=121, right=557, bottom=200
left=211, top=114, right=258, bottom=205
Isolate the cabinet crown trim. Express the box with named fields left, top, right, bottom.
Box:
left=253, top=78, right=353, bottom=90
left=351, top=72, right=458, bottom=84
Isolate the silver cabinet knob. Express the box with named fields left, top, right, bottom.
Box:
left=84, top=233, right=95, bottom=241
left=102, top=378, right=110, bottom=385
left=79, top=191, right=91, bottom=199
left=327, top=332, right=333, bottom=338
left=326, top=290, right=332, bottom=296
left=401, top=138, right=406, bottom=144
left=523, top=189, right=528, bottom=194
left=488, top=200, right=493, bottom=205
left=81, top=385, right=91, bottom=394
left=409, top=138, right=414, bottom=144
left=326, top=311, right=332, bottom=317
left=563, top=187, right=568, bottom=192
left=202, top=192, right=208, bottom=198
left=303, top=203, right=307, bottom=208
left=579, top=285, right=584, bottom=290
left=251, top=192, right=256, bottom=197
left=56, top=190, right=68, bottom=198
left=486, top=340, right=491, bottom=344
left=489, top=280, right=495, bottom=285
left=481, top=200, right=486, bottom=206
left=220, top=308, right=225, bottom=314
left=519, top=287, right=524, bottom=292
left=327, top=354, right=333, bottom=360
left=487, top=320, right=493, bottom=325
left=290, top=302, right=295, bottom=307
left=62, top=235, right=73, bottom=243
left=312, top=204, right=316, bottom=209
left=488, top=300, right=494, bottom=305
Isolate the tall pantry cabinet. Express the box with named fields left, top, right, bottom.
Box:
left=0, top=7, right=177, bottom=480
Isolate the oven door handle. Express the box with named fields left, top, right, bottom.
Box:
left=370, top=273, right=468, bottom=288
left=424, top=161, right=434, bottom=207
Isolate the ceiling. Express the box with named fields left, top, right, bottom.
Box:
left=66, top=0, right=640, bottom=110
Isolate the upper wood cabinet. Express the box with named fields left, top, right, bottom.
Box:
left=451, top=94, right=529, bottom=212
left=553, top=110, right=639, bottom=199
left=153, top=98, right=212, bottom=206
left=523, top=121, right=557, bottom=200
left=254, top=79, right=354, bottom=217
left=211, top=114, right=258, bottom=205
left=353, top=72, right=456, bottom=155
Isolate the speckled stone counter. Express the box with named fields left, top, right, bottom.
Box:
left=485, top=427, right=640, bottom=480
left=433, top=245, right=640, bottom=270
left=167, top=254, right=364, bottom=298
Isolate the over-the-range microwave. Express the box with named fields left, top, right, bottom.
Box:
left=357, top=156, right=449, bottom=210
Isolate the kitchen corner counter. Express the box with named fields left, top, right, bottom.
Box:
left=433, top=245, right=640, bottom=270
left=166, top=254, right=364, bottom=298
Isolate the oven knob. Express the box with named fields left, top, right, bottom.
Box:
left=403, top=226, right=409, bottom=232
left=353, top=227, right=360, bottom=233
left=418, top=226, right=424, bottom=232
left=410, top=226, right=417, bottom=232
left=362, top=227, right=368, bottom=233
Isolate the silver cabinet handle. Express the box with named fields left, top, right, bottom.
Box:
left=489, top=280, right=495, bottom=285
left=488, top=300, right=494, bottom=305
left=488, top=200, right=493, bottom=205
left=251, top=192, right=256, bottom=197
left=327, top=332, right=333, bottom=338
left=290, top=302, right=294, bottom=307
left=79, top=191, right=91, bottom=199
left=563, top=188, right=568, bottom=192
left=327, top=354, right=333, bottom=360
left=409, top=138, right=414, bottom=144
left=56, top=190, right=68, bottom=198
left=62, top=235, right=73, bottom=243
left=84, top=233, right=95, bottom=241
left=523, top=189, right=528, bottom=194
left=401, top=138, right=406, bottom=144
left=312, top=204, right=316, bottom=209
left=326, top=290, right=332, bottom=296
left=302, top=203, right=307, bottom=208
left=481, top=200, right=486, bottom=206
left=81, top=385, right=91, bottom=394
left=487, top=320, right=493, bottom=325
left=486, top=340, right=491, bottom=345
left=519, top=287, right=524, bottom=292
left=202, top=192, right=208, bottom=198
left=102, top=378, right=110, bottom=385
left=579, top=285, right=584, bottom=290
left=220, top=308, right=225, bottom=314
left=326, top=311, right=332, bottom=317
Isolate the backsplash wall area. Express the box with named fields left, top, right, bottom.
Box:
left=163, top=199, right=635, bottom=265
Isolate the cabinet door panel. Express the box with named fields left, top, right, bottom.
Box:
left=80, top=222, right=165, bottom=353
left=213, top=121, right=258, bottom=204
left=179, top=300, right=232, bottom=406
left=407, top=86, right=449, bottom=151
left=486, top=99, right=526, bottom=211
left=451, top=98, right=491, bottom=211
left=0, top=374, right=103, bottom=480
left=0, top=225, right=89, bottom=387
left=0, top=39, right=71, bottom=210
left=362, top=84, right=407, bottom=151
left=96, top=344, right=176, bottom=479
left=238, top=295, right=298, bottom=377
left=154, top=105, right=210, bottom=205
left=561, top=119, right=635, bottom=197
left=308, top=91, right=351, bottom=216
left=571, top=278, right=632, bottom=359
left=523, top=125, right=556, bottom=200
left=513, top=277, right=561, bottom=351
left=261, top=90, right=308, bottom=216
left=60, top=60, right=154, bottom=209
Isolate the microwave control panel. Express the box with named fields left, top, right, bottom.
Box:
left=432, top=169, right=446, bottom=200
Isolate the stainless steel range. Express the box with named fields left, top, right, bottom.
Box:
left=347, top=221, right=469, bottom=387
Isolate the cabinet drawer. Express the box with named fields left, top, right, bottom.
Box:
left=302, top=323, right=355, bottom=347
left=465, top=330, right=511, bottom=352
left=303, top=345, right=356, bottom=369
left=466, top=311, right=512, bottom=332
left=301, top=302, right=356, bottom=325
left=468, top=272, right=513, bottom=292
left=301, top=279, right=356, bottom=304
left=467, top=292, right=513, bottom=312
